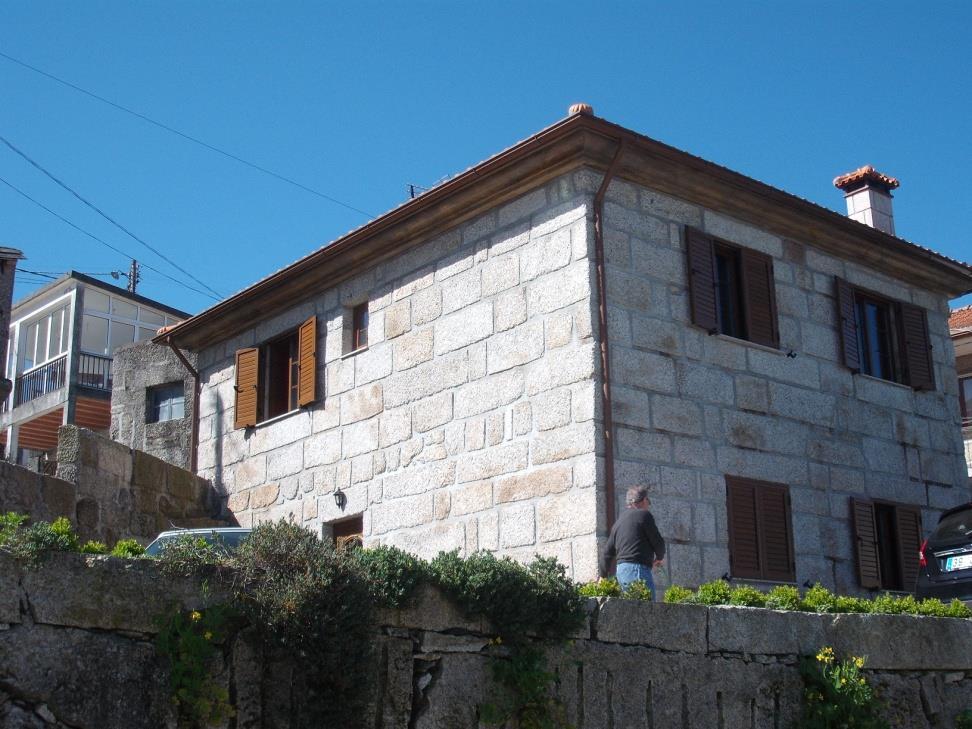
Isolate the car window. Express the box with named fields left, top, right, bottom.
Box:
left=933, top=509, right=972, bottom=541
left=144, top=530, right=251, bottom=556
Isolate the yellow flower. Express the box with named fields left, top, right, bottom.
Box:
left=840, top=678, right=847, bottom=686
left=204, top=631, right=213, bottom=641
left=815, top=646, right=834, bottom=664
left=190, top=611, right=202, bottom=622
left=853, top=656, right=865, bottom=669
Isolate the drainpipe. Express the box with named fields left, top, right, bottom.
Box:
left=165, top=337, right=200, bottom=474
left=593, top=138, right=626, bottom=553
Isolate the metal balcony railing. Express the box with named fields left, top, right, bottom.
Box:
left=78, top=353, right=113, bottom=392
left=13, top=355, right=68, bottom=407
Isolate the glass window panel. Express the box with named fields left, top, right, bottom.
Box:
left=112, top=298, right=137, bottom=319
left=85, top=289, right=110, bottom=313
left=61, top=310, right=71, bottom=352
left=81, top=315, right=109, bottom=355
left=49, top=309, right=63, bottom=358
left=139, top=309, right=164, bottom=326
left=138, top=327, right=156, bottom=341
left=108, top=322, right=136, bottom=353
left=35, top=318, right=49, bottom=363
left=23, top=324, right=37, bottom=369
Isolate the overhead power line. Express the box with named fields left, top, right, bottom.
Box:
left=0, top=134, right=224, bottom=300
left=0, top=175, right=221, bottom=301
left=0, top=51, right=374, bottom=219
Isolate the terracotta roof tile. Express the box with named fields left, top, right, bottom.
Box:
left=833, top=165, right=900, bottom=192
left=950, top=305, right=972, bottom=332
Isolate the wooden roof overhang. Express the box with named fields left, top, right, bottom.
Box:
left=161, top=113, right=972, bottom=351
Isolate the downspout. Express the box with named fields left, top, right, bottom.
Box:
left=593, top=138, right=626, bottom=555
left=165, top=337, right=200, bottom=474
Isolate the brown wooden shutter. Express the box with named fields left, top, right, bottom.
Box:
left=297, top=316, right=317, bottom=407
left=757, top=482, right=795, bottom=582
left=234, top=347, right=259, bottom=429
left=894, top=505, right=923, bottom=591
left=850, top=498, right=881, bottom=589
left=725, top=477, right=762, bottom=579
left=900, top=303, right=935, bottom=391
left=740, top=249, right=779, bottom=348
left=686, top=227, right=718, bottom=333
left=835, top=277, right=861, bottom=372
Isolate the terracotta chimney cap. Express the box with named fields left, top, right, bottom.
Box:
left=568, top=103, right=594, bottom=116
left=833, top=165, right=900, bottom=193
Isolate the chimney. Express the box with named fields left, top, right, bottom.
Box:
left=833, top=165, right=900, bottom=235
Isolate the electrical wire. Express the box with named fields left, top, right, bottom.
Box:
left=18, top=268, right=58, bottom=279
left=0, top=51, right=374, bottom=219
left=0, top=133, right=224, bottom=300
left=0, top=175, right=221, bottom=302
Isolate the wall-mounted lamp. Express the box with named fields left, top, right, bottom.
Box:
left=333, top=488, right=347, bottom=511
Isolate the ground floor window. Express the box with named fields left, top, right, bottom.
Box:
left=851, top=498, right=922, bottom=591
left=725, top=475, right=795, bottom=582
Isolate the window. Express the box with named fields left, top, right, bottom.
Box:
left=851, top=498, right=922, bottom=591
left=725, top=476, right=795, bottom=582
left=80, top=287, right=172, bottom=356
left=234, top=316, right=317, bottom=428
left=835, top=278, right=935, bottom=390
left=351, top=303, right=369, bottom=352
left=686, top=227, right=779, bottom=348
left=960, top=377, right=972, bottom=428
left=329, top=515, right=364, bottom=551
left=147, top=383, right=186, bottom=423
left=20, top=306, right=70, bottom=371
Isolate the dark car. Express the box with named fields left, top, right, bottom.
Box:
left=915, top=503, right=972, bottom=603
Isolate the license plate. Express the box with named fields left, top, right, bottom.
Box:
left=945, top=554, right=972, bottom=572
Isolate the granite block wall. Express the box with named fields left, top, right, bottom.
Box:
left=195, top=175, right=604, bottom=579
left=597, top=174, right=969, bottom=595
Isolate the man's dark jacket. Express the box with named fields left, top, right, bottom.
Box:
left=600, top=508, right=666, bottom=575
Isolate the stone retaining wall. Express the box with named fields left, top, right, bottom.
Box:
left=1, top=552, right=970, bottom=728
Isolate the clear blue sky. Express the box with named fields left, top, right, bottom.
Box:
left=2, top=2, right=970, bottom=315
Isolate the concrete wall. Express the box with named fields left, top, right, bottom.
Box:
left=195, top=175, right=603, bottom=579
left=110, top=340, right=195, bottom=470
left=599, top=175, right=970, bottom=595
left=52, top=425, right=220, bottom=544
left=2, top=552, right=970, bottom=729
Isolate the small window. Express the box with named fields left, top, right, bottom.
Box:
left=686, top=228, right=779, bottom=348
left=851, top=498, right=922, bottom=591
left=260, top=331, right=300, bottom=421
left=836, top=278, right=934, bottom=390
left=330, top=515, right=363, bottom=551
left=148, top=383, right=186, bottom=423
left=960, top=377, right=972, bottom=428
left=725, top=476, right=795, bottom=582
left=352, top=303, right=369, bottom=351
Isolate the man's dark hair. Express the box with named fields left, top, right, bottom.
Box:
left=625, top=486, right=649, bottom=506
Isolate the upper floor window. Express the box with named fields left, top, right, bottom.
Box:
left=234, top=316, right=317, bottom=428
left=686, top=228, right=779, bottom=348
left=350, top=302, right=369, bottom=352
left=835, top=278, right=935, bottom=390
left=81, top=288, right=174, bottom=357
left=147, top=382, right=186, bottom=423
left=20, top=306, right=69, bottom=371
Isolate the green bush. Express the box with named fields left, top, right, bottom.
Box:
left=0, top=512, right=27, bottom=546
left=801, top=583, right=838, bottom=613
left=955, top=709, right=972, bottom=729
left=694, top=579, right=732, bottom=605
left=797, top=647, right=887, bottom=728
left=156, top=535, right=224, bottom=577
left=833, top=595, right=872, bottom=613
left=871, top=593, right=914, bottom=615
left=765, top=585, right=801, bottom=611
left=354, top=544, right=427, bottom=607
left=728, top=584, right=767, bottom=607
left=110, top=538, right=146, bottom=558
left=80, top=540, right=109, bottom=554
left=624, top=580, right=653, bottom=601
left=663, top=585, right=695, bottom=604
left=1, top=516, right=78, bottom=563
left=578, top=578, right=622, bottom=598
left=946, top=600, right=972, bottom=619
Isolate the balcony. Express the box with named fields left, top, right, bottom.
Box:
left=78, top=353, right=112, bottom=392
left=13, top=355, right=68, bottom=407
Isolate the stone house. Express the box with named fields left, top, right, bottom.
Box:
left=951, top=305, right=972, bottom=476
left=158, top=105, right=972, bottom=594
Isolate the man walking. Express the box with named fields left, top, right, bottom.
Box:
left=599, top=486, right=666, bottom=599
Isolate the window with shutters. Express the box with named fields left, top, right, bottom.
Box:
left=686, top=228, right=779, bottom=348
left=234, top=316, right=317, bottom=429
left=835, top=277, right=935, bottom=390
left=850, top=498, right=922, bottom=591
left=725, top=476, right=795, bottom=582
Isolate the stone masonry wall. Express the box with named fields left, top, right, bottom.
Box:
left=110, top=340, right=196, bottom=470
left=195, top=175, right=603, bottom=579
left=53, top=425, right=220, bottom=544
left=598, top=173, right=970, bottom=596
left=2, top=552, right=971, bottom=729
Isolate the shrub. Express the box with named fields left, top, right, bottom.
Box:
left=694, top=579, right=732, bottom=605
left=0, top=512, right=27, bottom=547
left=765, top=585, right=801, bottom=611
left=624, top=580, right=653, bottom=601
left=833, top=595, right=872, bottom=613
left=663, top=585, right=695, bottom=604
left=801, top=583, right=837, bottom=613
left=955, top=709, right=972, bottom=729
left=578, top=578, right=622, bottom=598
left=354, top=544, right=427, bottom=607
left=797, top=647, right=887, bottom=728
left=946, top=600, right=972, bottom=619
left=1, top=516, right=78, bottom=563
left=110, top=538, right=146, bottom=558
left=728, top=585, right=767, bottom=607
left=156, top=535, right=224, bottom=577
left=870, top=593, right=917, bottom=615
left=80, top=540, right=109, bottom=554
